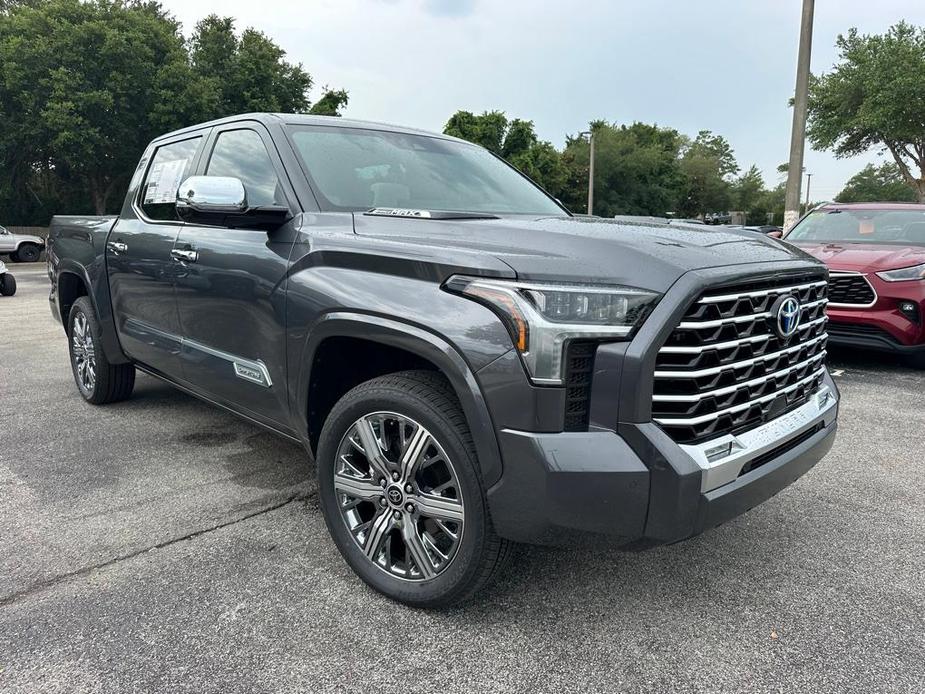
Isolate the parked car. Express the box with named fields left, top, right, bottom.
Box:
left=0, top=225, right=45, bottom=262
left=47, top=113, right=839, bottom=607
left=0, top=260, right=16, bottom=296
left=705, top=211, right=732, bottom=225
left=784, top=202, right=925, bottom=367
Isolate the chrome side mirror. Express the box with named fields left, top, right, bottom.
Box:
left=176, top=176, right=247, bottom=217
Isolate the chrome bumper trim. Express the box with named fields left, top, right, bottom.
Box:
left=680, top=383, right=837, bottom=493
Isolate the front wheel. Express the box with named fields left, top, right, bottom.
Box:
left=68, top=297, right=136, bottom=404
left=317, top=371, right=510, bottom=608
left=0, top=273, right=15, bottom=296
left=15, top=243, right=41, bottom=262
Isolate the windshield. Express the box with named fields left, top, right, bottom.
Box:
left=787, top=208, right=925, bottom=245
left=287, top=125, right=565, bottom=216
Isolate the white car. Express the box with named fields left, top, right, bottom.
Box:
left=0, top=261, right=16, bottom=296
left=0, top=225, right=45, bottom=262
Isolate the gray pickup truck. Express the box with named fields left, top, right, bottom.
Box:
left=46, top=113, right=839, bottom=607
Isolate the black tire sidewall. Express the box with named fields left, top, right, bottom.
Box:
left=0, top=273, right=14, bottom=296
left=17, top=244, right=40, bottom=262
left=317, top=378, right=491, bottom=607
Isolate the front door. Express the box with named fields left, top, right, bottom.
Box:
left=107, top=135, right=204, bottom=377
left=173, top=126, right=297, bottom=429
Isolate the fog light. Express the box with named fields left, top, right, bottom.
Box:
left=899, top=301, right=919, bottom=322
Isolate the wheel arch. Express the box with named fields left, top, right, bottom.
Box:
left=296, top=313, right=503, bottom=486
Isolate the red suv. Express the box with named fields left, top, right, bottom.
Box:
left=784, top=202, right=925, bottom=367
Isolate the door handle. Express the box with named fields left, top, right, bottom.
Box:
left=107, top=241, right=128, bottom=255
left=171, top=249, right=199, bottom=263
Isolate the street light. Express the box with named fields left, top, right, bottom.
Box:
left=579, top=130, right=595, bottom=216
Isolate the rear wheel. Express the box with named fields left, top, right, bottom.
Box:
left=0, top=273, right=15, bottom=296
left=68, top=297, right=135, bottom=404
left=317, top=370, right=510, bottom=608
left=15, top=243, right=40, bottom=262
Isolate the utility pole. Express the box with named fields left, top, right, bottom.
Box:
left=784, top=0, right=815, bottom=231
left=804, top=172, right=813, bottom=212
left=580, top=130, right=595, bottom=215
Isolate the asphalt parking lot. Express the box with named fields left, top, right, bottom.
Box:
left=1, top=263, right=924, bottom=693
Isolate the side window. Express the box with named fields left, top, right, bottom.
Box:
left=206, top=129, right=286, bottom=208
left=140, top=138, right=201, bottom=221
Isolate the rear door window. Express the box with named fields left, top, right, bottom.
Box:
left=139, top=137, right=202, bottom=221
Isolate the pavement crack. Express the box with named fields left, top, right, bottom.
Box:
left=0, top=492, right=313, bottom=608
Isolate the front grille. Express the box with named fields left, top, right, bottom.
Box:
left=652, top=274, right=829, bottom=445
left=563, top=342, right=596, bottom=431
left=828, top=272, right=876, bottom=306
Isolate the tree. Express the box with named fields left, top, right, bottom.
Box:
left=0, top=2, right=347, bottom=223
left=676, top=131, right=738, bottom=216
left=0, top=0, right=210, bottom=216
left=807, top=22, right=925, bottom=201
left=835, top=162, right=919, bottom=203
left=443, top=111, right=566, bottom=197
left=561, top=121, right=685, bottom=217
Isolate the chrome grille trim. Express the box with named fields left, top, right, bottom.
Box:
left=697, top=280, right=827, bottom=304
left=652, top=351, right=827, bottom=402
left=653, top=366, right=826, bottom=426
left=677, top=298, right=828, bottom=329
left=654, top=333, right=827, bottom=379
left=662, top=314, right=828, bottom=353
left=651, top=273, right=829, bottom=445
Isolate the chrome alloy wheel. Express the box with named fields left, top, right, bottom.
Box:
left=71, top=311, right=96, bottom=392
left=333, top=412, right=465, bottom=581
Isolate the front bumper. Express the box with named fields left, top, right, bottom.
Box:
left=484, top=261, right=841, bottom=546
left=486, top=373, right=838, bottom=545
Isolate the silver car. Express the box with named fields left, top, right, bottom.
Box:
left=0, top=225, right=45, bottom=262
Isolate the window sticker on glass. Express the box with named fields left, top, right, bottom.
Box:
left=144, top=158, right=189, bottom=205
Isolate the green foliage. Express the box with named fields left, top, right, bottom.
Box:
left=807, top=22, right=925, bottom=201
left=561, top=122, right=685, bottom=217
left=676, top=131, right=738, bottom=217
left=443, top=110, right=567, bottom=197
left=0, top=1, right=347, bottom=222
left=835, top=162, right=919, bottom=203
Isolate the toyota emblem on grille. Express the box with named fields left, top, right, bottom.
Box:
left=772, top=295, right=802, bottom=338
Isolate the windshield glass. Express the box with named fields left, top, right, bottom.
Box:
left=287, top=125, right=565, bottom=216
left=787, top=208, right=925, bottom=245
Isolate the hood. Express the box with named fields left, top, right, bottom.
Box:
left=789, top=241, right=925, bottom=273
left=353, top=215, right=818, bottom=292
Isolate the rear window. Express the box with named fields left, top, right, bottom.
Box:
left=139, top=137, right=201, bottom=221
left=787, top=208, right=925, bottom=245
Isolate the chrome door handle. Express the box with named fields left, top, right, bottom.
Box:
left=171, top=249, right=199, bottom=263
left=107, top=241, right=128, bottom=255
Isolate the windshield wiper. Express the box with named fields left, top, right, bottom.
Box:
left=365, top=207, right=500, bottom=220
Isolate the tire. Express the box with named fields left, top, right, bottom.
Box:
left=317, top=370, right=510, bottom=608
left=0, top=273, right=15, bottom=296
left=67, top=297, right=135, bottom=404
left=8, top=251, right=20, bottom=263
left=15, top=243, right=40, bottom=262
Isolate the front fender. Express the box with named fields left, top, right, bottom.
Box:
left=293, top=312, right=504, bottom=486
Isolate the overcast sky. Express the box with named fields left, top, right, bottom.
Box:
left=160, top=0, right=925, bottom=202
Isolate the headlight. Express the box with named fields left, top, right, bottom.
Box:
left=876, top=263, right=925, bottom=282
left=445, top=276, right=659, bottom=384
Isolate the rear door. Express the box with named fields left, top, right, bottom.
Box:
left=173, top=124, right=298, bottom=429
left=107, top=135, right=205, bottom=377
